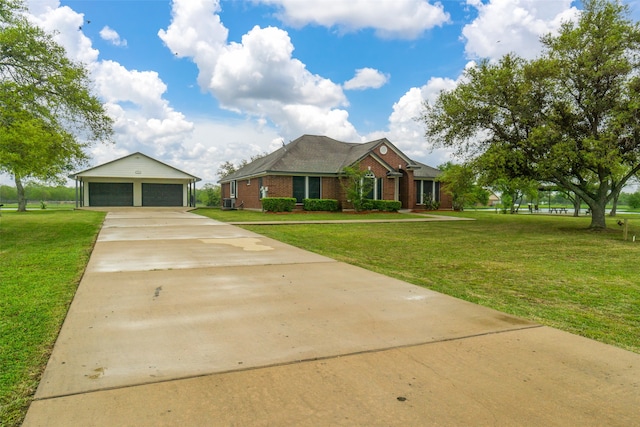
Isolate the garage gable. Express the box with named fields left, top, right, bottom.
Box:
left=74, top=152, right=198, bottom=180
left=70, top=152, right=201, bottom=208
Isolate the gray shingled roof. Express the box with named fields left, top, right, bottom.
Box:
left=220, top=135, right=439, bottom=182
left=412, top=160, right=442, bottom=179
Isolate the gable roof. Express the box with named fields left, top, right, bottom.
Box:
left=70, top=152, right=201, bottom=181
left=220, top=135, right=437, bottom=182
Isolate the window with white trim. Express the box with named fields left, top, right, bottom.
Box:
left=292, top=176, right=321, bottom=203
left=230, top=180, right=237, bottom=198
left=416, top=180, right=439, bottom=204
left=364, top=172, right=382, bottom=200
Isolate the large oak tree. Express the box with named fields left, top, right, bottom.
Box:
left=422, top=0, right=640, bottom=229
left=0, top=0, right=113, bottom=211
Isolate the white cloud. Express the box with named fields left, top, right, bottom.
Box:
left=157, top=0, right=228, bottom=89
left=462, top=0, right=580, bottom=60
left=94, top=61, right=171, bottom=112
left=25, top=0, right=59, bottom=19
left=366, top=65, right=475, bottom=167
left=100, top=26, right=127, bottom=47
left=163, top=117, right=282, bottom=184
left=279, top=105, right=359, bottom=141
left=25, top=1, right=196, bottom=177
left=27, top=2, right=98, bottom=64
left=159, top=0, right=357, bottom=143
left=344, top=68, right=389, bottom=90
left=210, top=25, right=346, bottom=111
left=259, top=0, right=450, bottom=39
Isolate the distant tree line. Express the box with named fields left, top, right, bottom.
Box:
left=0, top=184, right=76, bottom=202
left=0, top=183, right=223, bottom=206
left=438, top=161, right=640, bottom=212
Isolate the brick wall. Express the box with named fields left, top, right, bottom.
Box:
left=234, top=178, right=260, bottom=209
left=263, top=176, right=292, bottom=199
left=322, top=176, right=340, bottom=200
left=358, top=154, right=417, bottom=208
left=220, top=163, right=447, bottom=210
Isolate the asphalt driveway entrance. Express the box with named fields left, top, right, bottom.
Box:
left=24, top=209, right=639, bottom=426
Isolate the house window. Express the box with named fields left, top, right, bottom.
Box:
left=293, top=176, right=321, bottom=203
left=416, top=180, right=439, bottom=204
left=230, top=180, right=237, bottom=198
left=364, top=172, right=382, bottom=200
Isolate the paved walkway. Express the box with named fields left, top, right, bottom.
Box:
left=24, top=209, right=639, bottom=426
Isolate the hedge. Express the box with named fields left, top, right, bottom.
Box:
left=361, top=199, right=402, bottom=212
left=261, top=197, right=297, bottom=212
left=303, top=198, right=339, bottom=211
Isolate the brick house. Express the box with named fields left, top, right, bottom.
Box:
left=218, top=135, right=452, bottom=211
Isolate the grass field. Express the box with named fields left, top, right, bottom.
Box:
left=0, top=210, right=105, bottom=427
left=199, top=209, right=640, bottom=353
left=2, top=208, right=638, bottom=425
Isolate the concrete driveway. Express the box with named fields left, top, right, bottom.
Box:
left=23, top=209, right=639, bottom=426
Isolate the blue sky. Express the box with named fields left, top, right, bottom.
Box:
left=10, top=0, right=640, bottom=185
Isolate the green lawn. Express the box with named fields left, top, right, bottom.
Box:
left=195, top=207, right=429, bottom=221
left=0, top=210, right=105, bottom=427
left=2, top=208, right=639, bottom=425
left=199, top=209, right=640, bottom=353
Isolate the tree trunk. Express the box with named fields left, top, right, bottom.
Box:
left=15, top=175, right=27, bottom=212
left=588, top=202, right=607, bottom=230
left=609, top=191, right=619, bottom=217
left=569, top=193, right=582, bottom=216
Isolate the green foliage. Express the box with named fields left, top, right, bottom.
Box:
left=0, top=184, right=76, bottom=203
left=422, top=195, right=440, bottom=210
left=340, top=163, right=375, bottom=212
left=422, top=0, right=640, bottom=229
left=471, top=186, right=490, bottom=206
left=303, top=198, right=339, bottom=212
left=217, top=153, right=268, bottom=179
left=360, top=199, right=402, bottom=212
left=0, top=2, right=113, bottom=211
left=628, top=192, right=640, bottom=209
left=438, top=162, right=479, bottom=211
left=0, top=184, right=17, bottom=201
left=217, top=161, right=238, bottom=179
left=261, top=197, right=296, bottom=212
left=488, top=177, right=539, bottom=214
left=199, top=183, right=221, bottom=207
left=498, top=193, right=513, bottom=214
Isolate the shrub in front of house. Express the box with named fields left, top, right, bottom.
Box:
left=360, top=200, right=402, bottom=212
left=375, top=200, right=402, bottom=212
left=262, top=197, right=296, bottom=212
left=365, top=200, right=402, bottom=212
left=303, top=198, right=339, bottom=212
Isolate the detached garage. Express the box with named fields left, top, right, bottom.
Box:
left=70, top=152, right=201, bottom=208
